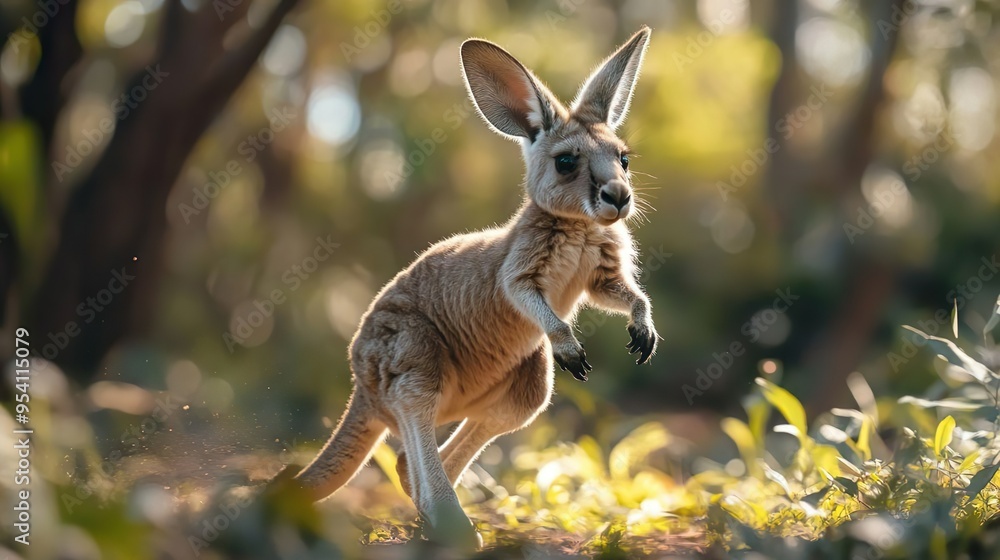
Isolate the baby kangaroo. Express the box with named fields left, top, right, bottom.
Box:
left=293, top=26, right=657, bottom=547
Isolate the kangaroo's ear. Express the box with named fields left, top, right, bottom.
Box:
left=572, top=26, right=651, bottom=130
left=461, top=39, right=563, bottom=142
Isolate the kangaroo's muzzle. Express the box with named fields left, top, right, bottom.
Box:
left=597, top=179, right=632, bottom=222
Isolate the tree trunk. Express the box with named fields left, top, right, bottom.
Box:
left=24, top=0, right=303, bottom=379
left=761, top=0, right=906, bottom=412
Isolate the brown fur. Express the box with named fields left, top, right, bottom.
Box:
left=293, top=27, right=657, bottom=547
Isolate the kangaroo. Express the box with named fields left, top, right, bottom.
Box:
left=292, top=26, right=657, bottom=547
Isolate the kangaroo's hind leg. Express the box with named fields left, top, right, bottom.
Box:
left=394, top=417, right=497, bottom=499
left=386, top=373, right=480, bottom=548
left=394, top=346, right=553, bottom=492
left=441, top=346, right=553, bottom=486
left=395, top=418, right=470, bottom=498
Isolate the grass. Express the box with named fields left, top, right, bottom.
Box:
left=5, top=322, right=1000, bottom=559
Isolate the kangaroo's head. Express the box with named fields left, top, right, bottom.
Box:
left=460, top=27, right=651, bottom=226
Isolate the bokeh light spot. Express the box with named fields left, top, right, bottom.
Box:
left=307, top=79, right=361, bottom=147
left=262, top=25, right=307, bottom=77
left=796, top=17, right=869, bottom=87
left=105, top=2, right=145, bottom=48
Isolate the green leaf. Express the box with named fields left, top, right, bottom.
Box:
left=744, top=394, right=770, bottom=450
left=837, top=456, right=864, bottom=478
left=811, top=444, right=845, bottom=477
left=720, top=495, right=769, bottom=527
left=577, top=435, right=605, bottom=471
left=0, top=120, right=43, bottom=256
left=901, top=325, right=996, bottom=385
left=609, top=421, right=669, bottom=481
left=721, top=417, right=760, bottom=477
left=984, top=294, right=1000, bottom=341
left=958, top=449, right=981, bottom=473
left=951, top=298, right=959, bottom=339
left=856, top=416, right=872, bottom=461
left=761, top=463, right=792, bottom=497
left=965, top=464, right=1000, bottom=500
left=755, top=378, right=807, bottom=444
left=933, top=415, right=955, bottom=457
left=897, top=396, right=985, bottom=411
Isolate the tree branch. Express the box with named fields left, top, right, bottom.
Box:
left=195, top=0, right=302, bottom=117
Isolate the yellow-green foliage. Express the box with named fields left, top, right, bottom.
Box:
left=416, top=324, right=1000, bottom=555
left=7, top=323, right=1000, bottom=559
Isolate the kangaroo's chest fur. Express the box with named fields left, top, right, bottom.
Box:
left=521, top=215, right=609, bottom=319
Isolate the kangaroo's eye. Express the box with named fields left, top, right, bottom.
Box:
left=554, top=154, right=578, bottom=175
left=620, top=154, right=630, bottom=170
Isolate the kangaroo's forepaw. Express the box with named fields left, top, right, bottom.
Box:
left=626, top=320, right=658, bottom=365
left=552, top=339, right=592, bottom=381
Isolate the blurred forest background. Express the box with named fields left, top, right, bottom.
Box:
left=2, top=0, right=1000, bottom=557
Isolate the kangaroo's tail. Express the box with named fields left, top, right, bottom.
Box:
left=292, top=391, right=387, bottom=501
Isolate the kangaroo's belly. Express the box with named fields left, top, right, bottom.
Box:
left=351, top=227, right=596, bottom=422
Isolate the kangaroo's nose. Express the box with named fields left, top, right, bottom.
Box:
left=599, top=182, right=631, bottom=211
